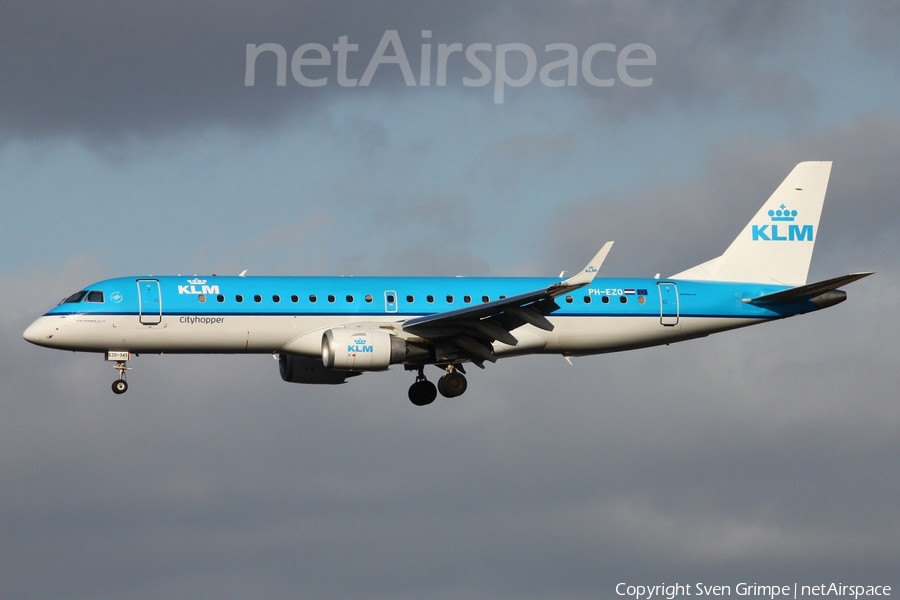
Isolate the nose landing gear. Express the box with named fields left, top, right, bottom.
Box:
left=111, top=360, right=131, bottom=394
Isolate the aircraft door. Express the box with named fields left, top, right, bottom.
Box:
left=384, top=290, right=398, bottom=313
left=658, top=282, right=679, bottom=326
left=137, top=279, right=162, bottom=325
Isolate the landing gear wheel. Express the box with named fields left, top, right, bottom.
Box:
left=438, top=371, right=467, bottom=398
left=111, top=359, right=132, bottom=394
left=408, top=380, right=437, bottom=406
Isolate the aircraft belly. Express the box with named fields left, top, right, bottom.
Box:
left=542, top=316, right=767, bottom=354
left=492, top=328, right=548, bottom=357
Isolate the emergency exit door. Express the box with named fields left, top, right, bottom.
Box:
left=658, top=282, right=679, bottom=326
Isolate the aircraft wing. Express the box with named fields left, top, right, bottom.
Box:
left=744, top=272, right=873, bottom=306
left=401, top=242, right=613, bottom=365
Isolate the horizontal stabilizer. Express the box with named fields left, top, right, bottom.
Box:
left=745, top=272, right=873, bottom=306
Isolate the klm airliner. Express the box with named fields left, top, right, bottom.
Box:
left=24, top=162, right=870, bottom=405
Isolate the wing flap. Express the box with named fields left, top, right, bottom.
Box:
left=470, top=320, right=518, bottom=346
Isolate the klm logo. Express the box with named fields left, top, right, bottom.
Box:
left=348, top=337, right=374, bottom=353
left=177, top=278, right=221, bottom=295
left=751, top=205, right=813, bottom=242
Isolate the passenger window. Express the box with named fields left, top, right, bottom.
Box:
left=198, top=295, right=206, bottom=303
left=638, top=296, right=646, bottom=305
left=86, top=291, right=104, bottom=303
left=346, top=295, right=354, bottom=303
left=273, top=295, right=280, bottom=303
left=236, top=295, right=244, bottom=303
left=427, top=295, right=434, bottom=303
left=463, top=295, right=471, bottom=303
left=583, top=296, right=592, bottom=304
left=565, top=296, right=573, bottom=304
left=386, top=294, right=395, bottom=303
left=446, top=295, right=454, bottom=303
left=366, top=295, right=374, bottom=303
left=406, top=295, right=414, bottom=303
left=309, top=294, right=317, bottom=303
left=254, top=295, right=262, bottom=303
left=499, top=295, right=507, bottom=299
left=291, top=295, right=299, bottom=303
left=328, top=295, right=335, bottom=303
left=601, top=296, right=610, bottom=304
left=482, top=295, right=490, bottom=303
left=620, top=296, right=628, bottom=304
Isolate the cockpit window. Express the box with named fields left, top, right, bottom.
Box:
left=85, top=291, right=105, bottom=303
left=60, top=291, right=88, bottom=304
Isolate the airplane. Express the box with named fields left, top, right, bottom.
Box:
left=23, top=161, right=871, bottom=405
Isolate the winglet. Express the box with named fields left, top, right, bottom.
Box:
left=552, top=242, right=613, bottom=295
left=559, top=241, right=614, bottom=289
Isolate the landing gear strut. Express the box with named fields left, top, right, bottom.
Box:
left=111, top=360, right=131, bottom=394
left=408, top=368, right=437, bottom=406
left=437, top=367, right=467, bottom=398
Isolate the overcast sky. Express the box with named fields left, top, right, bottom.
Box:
left=1, top=2, right=898, bottom=599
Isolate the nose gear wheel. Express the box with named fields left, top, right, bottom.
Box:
left=111, top=360, right=131, bottom=394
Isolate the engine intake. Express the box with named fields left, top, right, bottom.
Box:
left=321, top=328, right=427, bottom=370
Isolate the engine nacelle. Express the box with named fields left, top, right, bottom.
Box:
left=279, top=353, right=358, bottom=385
left=321, top=328, right=426, bottom=370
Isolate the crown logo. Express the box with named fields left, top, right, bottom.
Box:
left=768, top=204, right=797, bottom=222
left=354, top=338, right=367, bottom=344
left=188, top=278, right=207, bottom=285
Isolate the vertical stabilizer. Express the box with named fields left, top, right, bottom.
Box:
left=671, top=161, right=832, bottom=285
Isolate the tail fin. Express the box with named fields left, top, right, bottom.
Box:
left=671, top=161, right=832, bottom=285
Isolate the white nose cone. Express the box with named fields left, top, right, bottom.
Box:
left=23, top=319, right=52, bottom=346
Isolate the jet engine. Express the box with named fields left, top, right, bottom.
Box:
left=321, top=328, right=427, bottom=370
left=279, top=353, right=359, bottom=385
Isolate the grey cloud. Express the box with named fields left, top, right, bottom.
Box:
left=850, top=1, right=900, bottom=50
left=0, top=0, right=493, bottom=144
left=0, top=0, right=855, bottom=147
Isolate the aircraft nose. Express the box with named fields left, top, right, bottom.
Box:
left=23, top=318, right=53, bottom=346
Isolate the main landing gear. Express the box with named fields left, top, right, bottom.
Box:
left=437, top=368, right=467, bottom=398
left=111, top=360, right=131, bottom=394
left=408, top=369, right=437, bottom=406
left=407, top=366, right=468, bottom=406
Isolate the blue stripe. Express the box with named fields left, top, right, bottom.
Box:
left=44, top=275, right=803, bottom=320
